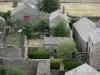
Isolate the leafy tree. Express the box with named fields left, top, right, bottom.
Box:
left=22, top=21, right=36, bottom=38
left=35, top=18, right=48, bottom=33
left=52, top=21, right=70, bottom=37
left=57, top=41, right=77, bottom=61
left=40, top=0, right=60, bottom=13
left=13, top=1, right=18, bottom=8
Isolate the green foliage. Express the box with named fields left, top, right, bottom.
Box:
left=50, top=60, right=60, bottom=69
left=0, top=12, right=5, bottom=18
left=4, top=11, right=12, bottom=25
left=0, top=65, right=27, bottom=75
left=22, top=21, right=36, bottom=38
left=22, top=18, right=48, bottom=38
left=13, top=1, right=18, bottom=8
left=40, top=0, right=60, bottom=13
left=57, top=41, right=77, bottom=61
left=35, top=18, right=48, bottom=33
left=28, top=52, right=50, bottom=59
left=64, top=61, right=81, bottom=70
left=52, top=21, right=70, bottom=37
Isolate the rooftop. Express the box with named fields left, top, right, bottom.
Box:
left=65, top=63, right=100, bottom=75
left=73, top=17, right=96, bottom=42
left=89, top=28, right=100, bottom=44
left=44, top=37, right=73, bottom=45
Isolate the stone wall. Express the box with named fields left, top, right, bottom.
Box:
left=0, top=47, right=21, bottom=59
left=60, top=0, right=100, bottom=3
left=0, top=58, right=50, bottom=75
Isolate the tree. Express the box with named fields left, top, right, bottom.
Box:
left=13, top=1, right=18, bottom=8
left=22, top=21, right=36, bottom=38
left=35, top=18, right=48, bottom=33
left=57, top=41, right=77, bottom=61
left=40, top=0, right=60, bottom=13
left=52, top=21, right=70, bottom=37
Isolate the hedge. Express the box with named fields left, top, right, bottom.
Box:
left=64, top=61, right=81, bottom=70
left=28, top=52, right=50, bottom=59
left=0, top=65, right=27, bottom=75
left=50, top=61, right=60, bottom=69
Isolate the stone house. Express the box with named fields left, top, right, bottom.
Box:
left=44, top=37, right=73, bottom=52
left=49, top=9, right=69, bottom=34
left=65, top=63, right=100, bottom=75
left=88, top=28, right=100, bottom=70
left=11, top=0, right=39, bottom=21
left=73, top=17, right=96, bottom=52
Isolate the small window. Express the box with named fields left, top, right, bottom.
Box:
left=24, top=16, right=30, bottom=21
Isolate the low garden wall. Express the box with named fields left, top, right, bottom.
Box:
left=0, top=58, right=50, bottom=75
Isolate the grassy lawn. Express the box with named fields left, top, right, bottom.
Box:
left=0, top=2, right=22, bottom=12
left=28, top=39, right=44, bottom=47
left=60, top=3, right=100, bottom=17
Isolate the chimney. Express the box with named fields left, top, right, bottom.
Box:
left=62, top=6, right=65, bottom=14
left=96, top=19, right=100, bottom=28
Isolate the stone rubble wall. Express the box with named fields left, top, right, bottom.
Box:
left=0, top=58, right=50, bottom=75
left=36, top=60, right=50, bottom=75
left=0, top=48, right=21, bottom=59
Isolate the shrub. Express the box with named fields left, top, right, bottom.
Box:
left=64, top=61, right=81, bottom=70
left=28, top=47, right=37, bottom=52
left=13, top=1, right=18, bottom=8
left=0, top=65, right=27, bottom=75
left=28, top=52, right=50, bottom=59
left=50, top=61, right=60, bottom=69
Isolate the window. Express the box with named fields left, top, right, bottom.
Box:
left=24, top=16, right=30, bottom=21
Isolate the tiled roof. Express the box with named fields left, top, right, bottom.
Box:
left=89, top=28, right=100, bottom=44
left=49, top=9, right=68, bottom=21
left=65, top=63, right=100, bottom=75
left=73, top=17, right=96, bottom=42
left=44, top=37, right=73, bottom=45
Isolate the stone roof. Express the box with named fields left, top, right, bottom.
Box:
left=0, top=16, right=5, bottom=22
left=49, top=9, right=68, bottom=21
left=11, top=1, right=38, bottom=15
left=73, top=17, right=96, bottom=42
left=44, top=37, right=73, bottom=45
left=65, top=63, right=100, bottom=75
left=89, top=28, right=100, bottom=44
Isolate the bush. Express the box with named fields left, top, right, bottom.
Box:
left=0, top=65, right=27, bottom=75
left=64, top=61, right=81, bottom=70
left=50, top=61, right=60, bottom=69
left=13, top=1, right=18, bottom=8
left=28, top=52, right=50, bottom=59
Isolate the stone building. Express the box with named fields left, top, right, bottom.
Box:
left=44, top=37, right=73, bottom=52
left=88, top=28, right=100, bottom=70
left=73, top=17, right=96, bottom=52
left=65, top=63, right=100, bottom=75
left=49, top=9, right=69, bottom=34
left=11, top=0, right=39, bottom=21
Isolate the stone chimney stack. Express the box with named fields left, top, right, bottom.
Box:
left=62, top=6, right=65, bottom=14
left=96, top=19, right=100, bottom=28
